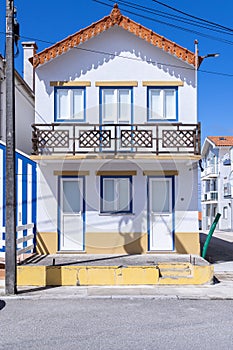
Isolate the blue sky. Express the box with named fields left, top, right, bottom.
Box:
left=1, top=0, right=233, bottom=142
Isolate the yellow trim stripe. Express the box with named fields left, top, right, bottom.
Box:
left=96, top=171, right=137, bottom=176
left=95, top=81, right=138, bottom=87
left=142, top=81, right=184, bottom=87
left=50, top=81, right=91, bottom=87
left=143, top=170, right=179, bottom=176
left=53, top=171, right=90, bottom=176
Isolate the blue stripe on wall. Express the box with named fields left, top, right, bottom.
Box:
left=0, top=143, right=37, bottom=253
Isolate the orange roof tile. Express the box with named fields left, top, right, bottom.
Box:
left=31, top=4, right=202, bottom=68
left=208, top=136, right=233, bottom=147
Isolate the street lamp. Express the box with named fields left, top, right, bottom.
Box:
left=201, top=53, right=220, bottom=60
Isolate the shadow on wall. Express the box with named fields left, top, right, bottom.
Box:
left=175, top=233, right=200, bottom=255
left=118, top=217, right=144, bottom=254
left=41, top=26, right=195, bottom=95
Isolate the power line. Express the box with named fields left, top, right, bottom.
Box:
left=0, top=12, right=233, bottom=77
left=93, top=0, right=233, bottom=46
left=152, top=0, right=233, bottom=34
left=107, top=0, right=233, bottom=36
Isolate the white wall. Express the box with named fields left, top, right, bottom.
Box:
left=202, top=143, right=233, bottom=230
left=218, top=147, right=232, bottom=230
left=37, top=159, right=198, bottom=234
left=35, top=26, right=197, bottom=125
left=0, top=62, right=35, bottom=154
left=15, top=75, right=35, bottom=154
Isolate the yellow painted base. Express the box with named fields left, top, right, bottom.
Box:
left=17, top=264, right=214, bottom=286
left=36, top=232, right=58, bottom=254
left=85, top=232, right=147, bottom=254
left=175, top=232, right=200, bottom=255
left=35, top=231, right=200, bottom=255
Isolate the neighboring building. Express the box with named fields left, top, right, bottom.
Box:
left=0, top=141, right=37, bottom=257
left=0, top=50, right=36, bottom=258
left=26, top=4, right=202, bottom=255
left=201, top=136, right=233, bottom=231
left=0, top=53, right=35, bottom=154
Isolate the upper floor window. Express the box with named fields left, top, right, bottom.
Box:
left=147, top=87, right=177, bottom=121
left=55, top=87, right=85, bottom=121
left=101, top=87, right=132, bottom=124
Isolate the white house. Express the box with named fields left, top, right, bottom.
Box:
left=26, top=4, right=202, bottom=255
left=201, top=136, right=233, bottom=231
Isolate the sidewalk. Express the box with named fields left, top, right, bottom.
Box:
left=1, top=278, right=233, bottom=300
left=1, top=230, right=232, bottom=300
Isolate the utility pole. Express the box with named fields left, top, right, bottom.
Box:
left=5, top=0, right=16, bottom=295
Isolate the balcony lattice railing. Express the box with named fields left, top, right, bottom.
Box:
left=32, top=122, right=201, bottom=156
left=201, top=191, right=218, bottom=202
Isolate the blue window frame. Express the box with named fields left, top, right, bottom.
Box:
left=147, top=87, right=178, bottom=121
left=100, top=176, right=133, bottom=214
left=100, top=87, right=133, bottom=124
left=54, top=86, right=86, bottom=122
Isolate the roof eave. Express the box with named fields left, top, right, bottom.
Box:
left=30, top=4, right=198, bottom=69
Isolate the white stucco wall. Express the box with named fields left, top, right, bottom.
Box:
left=218, top=147, right=232, bottom=230
left=201, top=143, right=233, bottom=231
left=0, top=61, right=34, bottom=154
left=35, top=26, right=197, bottom=125
left=37, top=159, right=198, bottom=235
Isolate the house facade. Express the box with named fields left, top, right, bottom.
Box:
left=28, top=4, right=202, bottom=255
left=201, top=136, right=233, bottom=231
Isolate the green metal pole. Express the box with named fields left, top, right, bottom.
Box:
left=202, top=213, right=221, bottom=259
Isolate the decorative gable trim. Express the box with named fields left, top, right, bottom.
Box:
left=31, top=4, right=201, bottom=68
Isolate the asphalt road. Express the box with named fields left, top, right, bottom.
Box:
left=1, top=299, right=233, bottom=350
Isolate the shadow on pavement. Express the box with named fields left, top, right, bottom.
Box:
left=200, top=232, right=233, bottom=263
left=17, top=286, right=59, bottom=295
left=0, top=300, right=6, bottom=310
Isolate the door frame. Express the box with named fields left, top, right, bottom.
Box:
left=57, top=175, right=86, bottom=251
left=147, top=175, right=175, bottom=251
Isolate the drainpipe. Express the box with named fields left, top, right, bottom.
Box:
left=202, top=213, right=221, bottom=259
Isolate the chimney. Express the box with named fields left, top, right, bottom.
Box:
left=22, top=42, right=38, bottom=92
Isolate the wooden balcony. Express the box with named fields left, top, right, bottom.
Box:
left=32, top=122, right=201, bottom=156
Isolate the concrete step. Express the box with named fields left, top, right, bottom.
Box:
left=16, top=263, right=214, bottom=286
left=158, top=263, right=192, bottom=278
